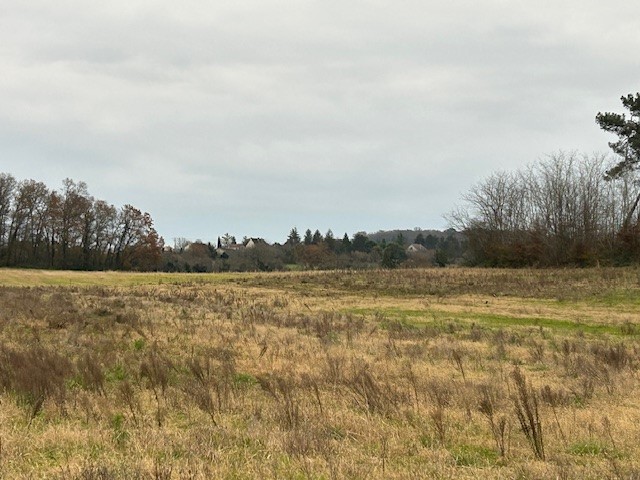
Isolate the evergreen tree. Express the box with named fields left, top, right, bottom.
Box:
left=325, top=229, right=336, bottom=252
left=596, top=92, right=640, bottom=227
left=287, top=227, right=301, bottom=245
left=424, top=234, right=438, bottom=249
left=341, top=233, right=352, bottom=253
left=597, top=93, right=640, bottom=179
left=303, top=229, right=313, bottom=245
left=382, top=243, right=407, bottom=268
left=352, top=232, right=372, bottom=253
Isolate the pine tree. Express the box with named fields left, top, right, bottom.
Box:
left=341, top=233, right=352, bottom=253
left=304, top=229, right=313, bottom=245
left=596, top=93, right=640, bottom=227
left=287, top=227, right=301, bottom=245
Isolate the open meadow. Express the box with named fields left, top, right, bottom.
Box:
left=0, top=267, right=639, bottom=479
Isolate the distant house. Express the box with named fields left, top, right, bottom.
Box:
left=215, top=235, right=246, bottom=255
left=217, top=243, right=244, bottom=255
left=245, top=238, right=268, bottom=249
left=214, top=237, right=268, bottom=256
left=406, top=243, right=428, bottom=254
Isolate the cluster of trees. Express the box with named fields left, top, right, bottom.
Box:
left=283, top=227, right=395, bottom=269
left=161, top=228, right=465, bottom=273
left=451, top=93, right=640, bottom=266
left=0, top=174, right=162, bottom=270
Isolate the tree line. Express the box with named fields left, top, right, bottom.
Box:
left=0, top=171, right=463, bottom=273
left=7, top=92, right=637, bottom=271
left=162, top=228, right=465, bottom=273
left=451, top=93, right=640, bottom=266
left=0, top=174, right=162, bottom=270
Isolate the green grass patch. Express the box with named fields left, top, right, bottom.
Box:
left=105, top=363, right=128, bottom=382
left=591, top=290, right=640, bottom=307
left=233, top=372, right=259, bottom=387
left=449, top=444, right=499, bottom=466
left=347, top=307, right=635, bottom=336
left=457, top=311, right=624, bottom=336
left=568, top=440, right=624, bottom=458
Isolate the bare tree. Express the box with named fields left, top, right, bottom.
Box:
left=451, top=152, right=636, bottom=265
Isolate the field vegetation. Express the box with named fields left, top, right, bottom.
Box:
left=0, top=267, right=639, bottom=479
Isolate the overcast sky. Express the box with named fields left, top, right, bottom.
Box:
left=1, top=1, right=639, bottom=244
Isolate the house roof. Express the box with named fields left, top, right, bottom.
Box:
left=245, top=237, right=268, bottom=246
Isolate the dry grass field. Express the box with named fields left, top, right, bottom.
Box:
left=0, top=267, right=639, bottom=479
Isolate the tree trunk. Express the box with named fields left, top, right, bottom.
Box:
left=623, top=190, right=640, bottom=229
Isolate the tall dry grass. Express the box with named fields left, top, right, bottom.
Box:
left=0, top=268, right=638, bottom=478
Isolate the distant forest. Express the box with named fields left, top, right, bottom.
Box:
left=0, top=171, right=465, bottom=272
left=162, top=228, right=465, bottom=273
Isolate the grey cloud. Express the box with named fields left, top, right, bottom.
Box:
left=1, top=1, right=639, bottom=241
